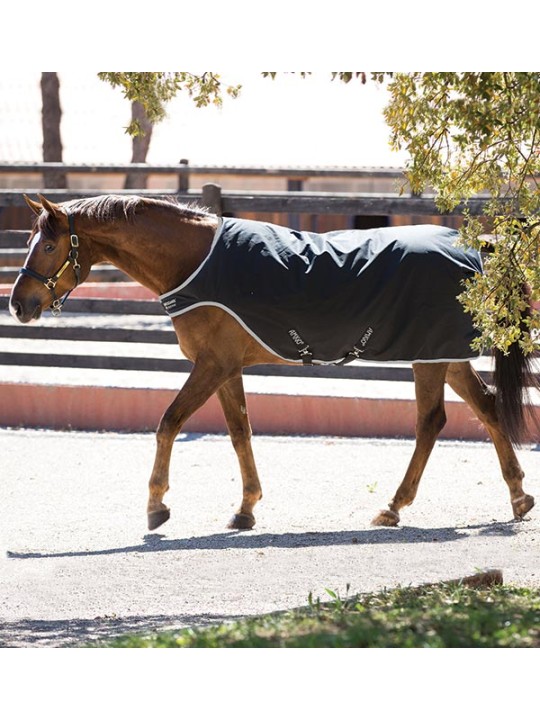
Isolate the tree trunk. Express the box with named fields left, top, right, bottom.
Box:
left=124, top=102, right=154, bottom=189
left=40, top=72, right=67, bottom=188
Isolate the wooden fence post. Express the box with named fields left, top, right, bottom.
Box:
left=287, top=178, right=303, bottom=229
left=177, top=158, right=190, bottom=193
left=202, top=183, right=223, bottom=215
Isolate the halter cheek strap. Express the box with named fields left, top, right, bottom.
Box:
left=19, top=212, right=81, bottom=316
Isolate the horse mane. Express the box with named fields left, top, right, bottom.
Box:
left=37, top=195, right=213, bottom=234
left=65, top=195, right=213, bottom=222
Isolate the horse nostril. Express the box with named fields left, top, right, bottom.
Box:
left=10, top=300, right=22, bottom=319
left=10, top=298, right=37, bottom=323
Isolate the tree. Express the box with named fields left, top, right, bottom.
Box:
left=40, top=72, right=67, bottom=188
left=99, top=72, right=241, bottom=135
left=100, top=73, right=241, bottom=191
left=383, top=72, right=540, bottom=355
left=124, top=101, right=154, bottom=189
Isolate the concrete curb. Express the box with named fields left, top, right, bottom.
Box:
left=0, top=377, right=502, bottom=440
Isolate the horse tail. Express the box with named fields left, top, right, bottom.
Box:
left=493, top=284, right=539, bottom=446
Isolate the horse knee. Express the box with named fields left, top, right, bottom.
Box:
left=156, top=407, right=184, bottom=443
left=431, top=406, right=447, bottom=434
left=417, top=405, right=446, bottom=437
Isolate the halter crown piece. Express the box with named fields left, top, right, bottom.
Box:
left=19, top=211, right=81, bottom=316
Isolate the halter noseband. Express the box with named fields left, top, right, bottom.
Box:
left=19, top=211, right=81, bottom=317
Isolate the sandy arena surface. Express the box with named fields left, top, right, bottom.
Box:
left=1, top=427, right=539, bottom=647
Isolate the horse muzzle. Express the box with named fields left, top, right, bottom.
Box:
left=9, top=284, right=43, bottom=324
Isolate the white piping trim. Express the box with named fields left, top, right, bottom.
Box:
left=401, top=357, right=479, bottom=364
left=167, top=301, right=308, bottom=363
left=159, top=218, right=224, bottom=301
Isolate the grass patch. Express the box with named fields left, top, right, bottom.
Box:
left=97, top=582, right=540, bottom=648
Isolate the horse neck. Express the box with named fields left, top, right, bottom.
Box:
left=83, top=212, right=219, bottom=296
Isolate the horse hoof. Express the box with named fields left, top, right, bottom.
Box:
left=148, top=508, right=171, bottom=530
left=512, top=494, right=535, bottom=520
left=371, top=509, right=400, bottom=527
left=227, top=512, right=255, bottom=530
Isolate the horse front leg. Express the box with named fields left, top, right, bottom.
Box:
left=147, top=357, right=233, bottom=531
left=372, top=363, right=448, bottom=527
left=217, top=375, right=263, bottom=530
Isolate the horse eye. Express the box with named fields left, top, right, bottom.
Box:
left=43, top=243, right=55, bottom=254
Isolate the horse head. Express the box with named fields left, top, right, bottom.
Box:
left=10, top=194, right=87, bottom=323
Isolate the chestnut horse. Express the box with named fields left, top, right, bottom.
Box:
left=9, top=194, right=536, bottom=531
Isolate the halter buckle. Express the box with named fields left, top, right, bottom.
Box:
left=45, top=277, right=57, bottom=290
left=69, top=233, right=81, bottom=270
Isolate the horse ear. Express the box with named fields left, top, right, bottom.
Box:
left=37, top=193, right=63, bottom=219
left=24, top=194, right=43, bottom=216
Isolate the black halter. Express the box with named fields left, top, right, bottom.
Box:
left=19, top=212, right=81, bottom=317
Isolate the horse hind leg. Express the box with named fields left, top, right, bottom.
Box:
left=445, top=361, right=534, bottom=520
left=217, top=376, right=263, bottom=530
left=372, top=362, right=448, bottom=527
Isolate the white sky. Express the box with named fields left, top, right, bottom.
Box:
left=0, top=72, right=408, bottom=168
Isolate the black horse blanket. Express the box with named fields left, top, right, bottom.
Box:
left=160, top=218, right=483, bottom=365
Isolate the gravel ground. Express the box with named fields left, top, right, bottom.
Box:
left=1, top=427, right=539, bottom=647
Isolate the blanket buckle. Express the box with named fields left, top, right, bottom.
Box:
left=336, top=344, right=365, bottom=366
left=298, top=346, right=314, bottom=365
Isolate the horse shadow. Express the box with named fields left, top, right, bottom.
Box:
left=5, top=520, right=519, bottom=561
